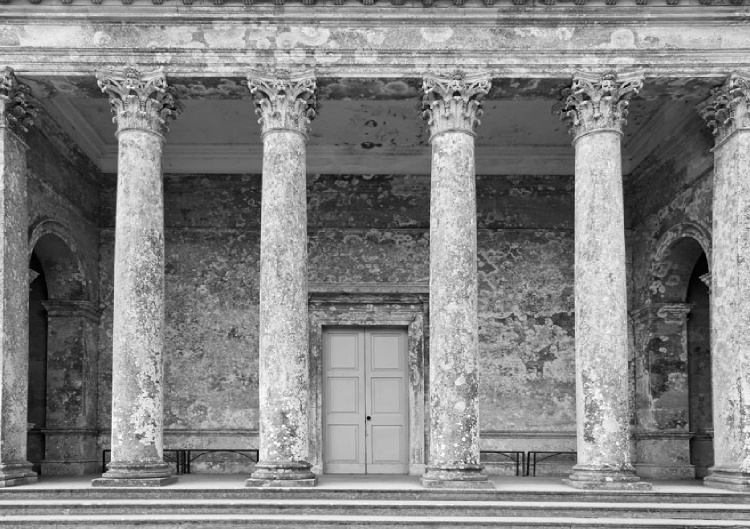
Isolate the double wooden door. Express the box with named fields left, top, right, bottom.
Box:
left=323, top=328, right=409, bottom=474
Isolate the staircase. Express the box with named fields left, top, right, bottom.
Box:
left=1, top=482, right=749, bottom=528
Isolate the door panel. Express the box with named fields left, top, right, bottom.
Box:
left=323, top=328, right=408, bottom=474
left=324, top=330, right=366, bottom=473
left=366, top=330, right=408, bottom=473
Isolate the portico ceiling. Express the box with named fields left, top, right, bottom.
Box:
left=38, top=76, right=701, bottom=177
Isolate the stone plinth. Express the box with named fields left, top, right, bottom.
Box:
left=698, top=73, right=750, bottom=493
left=420, top=71, right=493, bottom=490
left=245, top=72, right=317, bottom=488
left=0, top=67, right=37, bottom=487
left=93, top=68, right=180, bottom=487
left=558, top=71, right=650, bottom=491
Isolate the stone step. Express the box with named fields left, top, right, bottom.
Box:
left=2, top=513, right=750, bottom=529
left=3, top=498, right=750, bottom=520
left=2, top=488, right=746, bottom=504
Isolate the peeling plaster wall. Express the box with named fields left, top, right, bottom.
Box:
left=98, top=173, right=575, bottom=472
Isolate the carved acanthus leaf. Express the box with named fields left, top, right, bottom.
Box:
left=96, top=67, right=182, bottom=136
left=697, top=72, right=750, bottom=145
left=421, top=70, right=491, bottom=139
left=247, top=71, right=317, bottom=139
left=0, top=67, right=37, bottom=134
left=557, top=70, right=644, bottom=137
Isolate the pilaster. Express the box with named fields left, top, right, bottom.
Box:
left=697, top=72, right=750, bottom=492
left=0, top=66, right=37, bottom=487
left=558, top=70, right=650, bottom=490
left=41, top=300, right=101, bottom=476
left=93, top=67, right=180, bottom=487
left=631, top=304, right=695, bottom=480
left=420, top=70, right=493, bottom=489
left=246, top=71, right=317, bottom=488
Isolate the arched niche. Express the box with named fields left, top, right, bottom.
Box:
left=28, top=220, right=90, bottom=303
left=27, top=219, right=100, bottom=476
left=634, top=222, right=713, bottom=480
left=650, top=222, right=711, bottom=304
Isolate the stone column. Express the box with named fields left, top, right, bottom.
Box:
left=697, top=72, right=750, bottom=492
left=558, top=71, right=650, bottom=490
left=420, top=71, right=493, bottom=489
left=0, top=67, right=37, bottom=487
left=41, top=300, right=100, bottom=476
left=246, top=71, right=317, bottom=487
left=631, top=304, right=694, bottom=480
left=93, top=68, right=180, bottom=487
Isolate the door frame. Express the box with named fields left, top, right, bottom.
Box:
left=308, top=287, right=428, bottom=476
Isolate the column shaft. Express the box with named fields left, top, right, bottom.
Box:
left=558, top=71, right=649, bottom=490
left=698, top=73, right=750, bottom=491
left=246, top=72, right=317, bottom=487
left=0, top=67, right=36, bottom=487
left=420, top=71, right=492, bottom=489
left=93, top=68, right=180, bottom=487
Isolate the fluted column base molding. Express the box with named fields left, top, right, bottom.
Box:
left=421, top=464, right=494, bottom=489
left=704, top=468, right=750, bottom=492
left=246, top=461, right=317, bottom=488
left=0, top=462, right=37, bottom=487
left=563, top=466, right=652, bottom=490
left=93, top=461, right=175, bottom=487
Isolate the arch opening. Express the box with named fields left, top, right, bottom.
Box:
left=686, top=252, right=713, bottom=478
left=27, top=252, right=48, bottom=475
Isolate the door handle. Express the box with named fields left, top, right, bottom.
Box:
left=366, top=416, right=372, bottom=421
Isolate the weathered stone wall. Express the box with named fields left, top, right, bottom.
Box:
left=98, top=172, right=575, bottom=471
left=24, top=113, right=102, bottom=475
left=27, top=118, right=100, bottom=299
left=625, top=109, right=714, bottom=478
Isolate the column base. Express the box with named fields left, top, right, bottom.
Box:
left=246, top=461, right=317, bottom=488
left=704, top=468, right=750, bottom=492
left=93, top=460, right=175, bottom=487
left=0, top=462, right=37, bottom=487
left=92, top=476, right=176, bottom=487
left=421, top=465, right=495, bottom=489
left=563, top=466, right=652, bottom=490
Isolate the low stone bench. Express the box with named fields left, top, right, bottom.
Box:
left=479, top=450, right=525, bottom=476
left=183, top=449, right=259, bottom=474
left=526, top=451, right=577, bottom=476
left=102, top=449, right=259, bottom=475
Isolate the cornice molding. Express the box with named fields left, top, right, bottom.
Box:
left=0, top=4, right=748, bottom=16
left=6, top=50, right=750, bottom=80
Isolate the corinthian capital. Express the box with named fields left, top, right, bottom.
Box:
left=0, top=67, right=37, bottom=134
left=421, top=70, right=491, bottom=140
left=96, top=67, right=181, bottom=136
left=558, top=70, right=644, bottom=138
left=697, top=72, right=750, bottom=146
left=247, top=70, right=317, bottom=140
